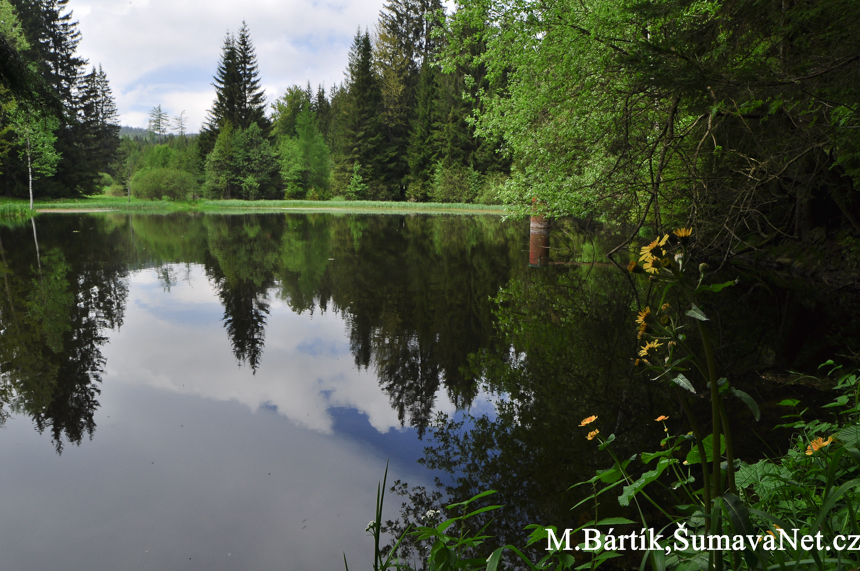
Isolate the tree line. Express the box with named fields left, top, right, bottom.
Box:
left=0, top=0, right=120, bottom=201
left=115, top=1, right=511, bottom=204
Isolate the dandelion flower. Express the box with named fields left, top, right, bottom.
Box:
left=640, top=235, right=670, bottom=262
left=638, top=340, right=663, bottom=357
left=661, top=303, right=671, bottom=311
left=655, top=415, right=669, bottom=422
left=674, top=228, right=692, bottom=238
left=643, top=260, right=660, bottom=274
left=587, top=429, right=599, bottom=441
left=639, top=240, right=659, bottom=262
left=805, top=436, right=834, bottom=455
left=635, top=307, right=651, bottom=325
left=579, top=415, right=597, bottom=427
left=627, top=260, right=637, bottom=272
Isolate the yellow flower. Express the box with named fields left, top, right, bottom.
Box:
left=639, top=240, right=659, bottom=262
left=661, top=303, right=671, bottom=311
left=634, top=359, right=641, bottom=366
left=640, top=235, right=670, bottom=262
left=674, top=228, right=692, bottom=238
left=635, top=307, right=651, bottom=326
left=643, top=260, right=660, bottom=274
left=805, top=436, right=834, bottom=455
left=638, top=340, right=663, bottom=357
left=579, top=415, right=597, bottom=427
left=587, top=429, right=599, bottom=441
left=655, top=415, right=669, bottom=422
left=627, top=260, right=637, bottom=272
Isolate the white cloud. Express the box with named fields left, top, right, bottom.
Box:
left=103, top=265, right=458, bottom=434
left=72, top=0, right=387, bottom=130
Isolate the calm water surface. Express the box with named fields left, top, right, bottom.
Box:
left=1, top=212, right=858, bottom=570
left=0, top=212, right=523, bottom=571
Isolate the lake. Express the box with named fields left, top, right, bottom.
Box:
left=0, top=212, right=525, bottom=571
left=0, top=212, right=857, bottom=570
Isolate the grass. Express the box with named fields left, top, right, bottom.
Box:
left=24, top=195, right=507, bottom=215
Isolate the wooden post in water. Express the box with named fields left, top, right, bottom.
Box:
left=529, top=200, right=550, bottom=267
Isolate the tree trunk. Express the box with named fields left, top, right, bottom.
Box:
left=26, top=132, right=33, bottom=210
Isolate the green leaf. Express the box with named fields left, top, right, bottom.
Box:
left=446, top=489, right=497, bottom=510
left=619, top=458, right=674, bottom=507
left=642, top=450, right=673, bottom=464
left=728, top=388, right=760, bottom=421
left=822, top=395, right=850, bottom=408
left=777, top=399, right=800, bottom=407
left=671, top=373, right=696, bottom=394
left=486, top=547, right=505, bottom=571
left=594, top=517, right=637, bottom=526
left=685, top=304, right=709, bottom=321
left=462, top=504, right=503, bottom=520
left=837, top=426, right=860, bottom=446
left=685, top=434, right=725, bottom=465
left=812, top=479, right=860, bottom=533
left=720, top=493, right=754, bottom=537
left=598, top=433, right=616, bottom=450
left=694, top=279, right=738, bottom=294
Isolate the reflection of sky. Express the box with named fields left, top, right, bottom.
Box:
left=0, top=264, right=457, bottom=571
left=108, top=265, right=460, bottom=435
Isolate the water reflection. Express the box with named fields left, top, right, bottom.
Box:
left=0, top=212, right=525, bottom=571
left=0, top=221, right=127, bottom=453
left=0, top=212, right=524, bottom=447
left=3, top=213, right=855, bottom=569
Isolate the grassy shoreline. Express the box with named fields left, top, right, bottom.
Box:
left=8, top=196, right=508, bottom=216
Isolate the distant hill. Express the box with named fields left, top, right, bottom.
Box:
left=119, top=126, right=150, bottom=139
left=119, top=126, right=198, bottom=139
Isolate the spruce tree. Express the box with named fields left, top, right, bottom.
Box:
left=313, top=85, right=331, bottom=144
left=340, top=29, right=386, bottom=198
left=12, top=0, right=86, bottom=104
left=407, top=59, right=440, bottom=195
left=6, top=0, right=119, bottom=196
left=234, top=22, right=269, bottom=132
left=201, top=22, right=269, bottom=156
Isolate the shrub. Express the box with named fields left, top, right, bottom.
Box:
left=429, top=163, right=482, bottom=203
left=475, top=172, right=508, bottom=205
left=99, top=172, right=114, bottom=192
left=130, top=168, right=197, bottom=201
left=106, top=182, right=126, bottom=197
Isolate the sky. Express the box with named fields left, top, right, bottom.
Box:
left=71, top=0, right=393, bottom=132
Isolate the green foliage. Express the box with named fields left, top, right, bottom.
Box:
left=9, top=103, right=61, bottom=203
left=278, top=136, right=304, bottom=198
left=346, top=162, right=368, bottom=200
left=205, top=121, right=278, bottom=200
left=130, top=167, right=197, bottom=201
left=0, top=202, right=34, bottom=219
left=429, top=162, right=480, bottom=203
left=271, top=84, right=311, bottom=138
left=146, top=144, right=176, bottom=169
left=444, top=0, right=860, bottom=250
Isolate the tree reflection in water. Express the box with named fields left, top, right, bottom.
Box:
left=0, top=213, right=525, bottom=451
left=0, top=218, right=127, bottom=453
